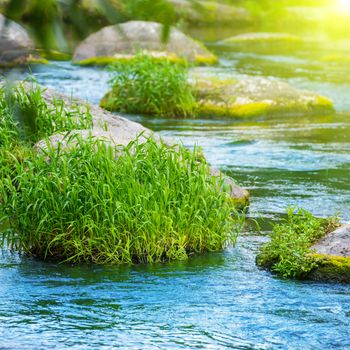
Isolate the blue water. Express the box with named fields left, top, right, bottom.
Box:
left=1, top=35, right=350, bottom=348
left=2, top=237, right=350, bottom=349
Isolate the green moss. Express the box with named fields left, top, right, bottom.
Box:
left=315, top=96, right=334, bottom=109
left=75, top=53, right=188, bottom=67
left=309, top=254, right=350, bottom=283
left=76, top=56, right=126, bottom=66
left=194, top=54, right=218, bottom=66
left=100, top=91, right=115, bottom=111
left=102, top=70, right=334, bottom=119
left=75, top=47, right=217, bottom=67
left=229, top=194, right=250, bottom=209
left=28, top=56, right=49, bottom=65
left=37, top=50, right=71, bottom=61
left=198, top=101, right=271, bottom=118
left=0, top=55, right=48, bottom=68
left=196, top=95, right=333, bottom=119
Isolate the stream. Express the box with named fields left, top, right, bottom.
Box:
left=1, top=29, right=350, bottom=349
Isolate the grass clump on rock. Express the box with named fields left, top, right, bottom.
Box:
left=0, top=135, right=241, bottom=264
left=0, top=82, right=93, bottom=148
left=256, top=207, right=339, bottom=279
left=0, top=82, right=93, bottom=185
left=100, top=53, right=197, bottom=117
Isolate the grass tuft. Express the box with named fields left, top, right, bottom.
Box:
left=256, top=207, right=339, bottom=279
left=0, top=135, right=242, bottom=264
left=101, top=52, right=197, bottom=117
left=0, top=82, right=93, bottom=148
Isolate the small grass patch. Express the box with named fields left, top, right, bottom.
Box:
left=0, top=135, right=242, bottom=264
left=256, top=207, right=339, bottom=279
left=0, top=81, right=94, bottom=217
left=100, top=53, right=197, bottom=117
left=0, top=82, right=92, bottom=148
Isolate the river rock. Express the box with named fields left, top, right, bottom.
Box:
left=72, top=20, right=218, bottom=66
left=192, top=76, right=334, bottom=118
left=0, top=14, right=42, bottom=67
left=33, top=84, right=249, bottom=207
left=308, top=225, right=350, bottom=283
left=312, top=224, right=350, bottom=257
left=169, top=0, right=252, bottom=25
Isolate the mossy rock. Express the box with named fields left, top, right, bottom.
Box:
left=257, top=220, right=350, bottom=283
left=169, top=0, right=253, bottom=26
left=101, top=76, right=334, bottom=119
left=33, top=84, right=249, bottom=208
left=308, top=254, right=350, bottom=283
left=192, top=77, right=334, bottom=118
left=77, top=52, right=188, bottom=66
left=73, top=20, right=218, bottom=66
left=0, top=14, right=45, bottom=67
left=37, top=49, right=71, bottom=61
left=209, top=168, right=249, bottom=210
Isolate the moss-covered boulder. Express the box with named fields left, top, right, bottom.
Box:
left=256, top=208, right=350, bottom=283
left=73, top=20, right=217, bottom=66
left=169, top=0, right=252, bottom=26
left=0, top=14, right=44, bottom=67
left=192, top=77, right=333, bottom=118
left=308, top=225, right=350, bottom=283
left=34, top=85, right=249, bottom=208
left=101, top=75, right=333, bottom=118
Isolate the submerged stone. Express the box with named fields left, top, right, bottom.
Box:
left=169, top=0, right=253, bottom=25
left=221, top=32, right=302, bottom=45
left=72, top=21, right=218, bottom=66
left=192, top=76, right=334, bottom=118
left=0, top=14, right=45, bottom=67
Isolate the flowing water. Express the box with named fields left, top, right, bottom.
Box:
left=1, top=25, right=350, bottom=349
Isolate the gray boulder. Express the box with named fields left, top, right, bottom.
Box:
left=73, top=20, right=217, bottom=65
left=312, top=224, right=350, bottom=257
left=192, top=76, right=334, bottom=118
left=0, top=14, right=42, bottom=67
left=34, top=85, right=249, bottom=208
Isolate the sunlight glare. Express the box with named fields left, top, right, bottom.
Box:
left=338, top=0, right=350, bottom=11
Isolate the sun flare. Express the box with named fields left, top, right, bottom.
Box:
left=337, top=0, right=350, bottom=11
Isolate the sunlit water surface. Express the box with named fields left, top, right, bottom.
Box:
left=1, top=34, right=350, bottom=349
